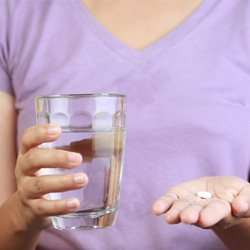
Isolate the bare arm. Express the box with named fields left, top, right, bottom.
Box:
left=0, top=91, right=17, bottom=202
left=0, top=91, right=40, bottom=249
left=0, top=91, right=88, bottom=249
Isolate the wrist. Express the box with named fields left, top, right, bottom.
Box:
left=213, top=218, right=250, bottom=250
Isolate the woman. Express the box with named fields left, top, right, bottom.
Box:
left=0, top=0, right=250, bottom=249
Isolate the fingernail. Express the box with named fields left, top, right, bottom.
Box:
left=66, top=198, right=80, bottom=209
left=73, top=174, right=86, bottom=184
left=47, top=126, right=60, bottom=136
left=68, top=152, right=82, bottom=163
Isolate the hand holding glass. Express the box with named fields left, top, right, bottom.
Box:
left=35, top=94, right=126, bottom=230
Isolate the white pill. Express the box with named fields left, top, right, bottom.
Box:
left=197, top=191, right=212, bottom=199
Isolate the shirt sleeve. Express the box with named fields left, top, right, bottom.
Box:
left=0, top=1, right=13, bottom=95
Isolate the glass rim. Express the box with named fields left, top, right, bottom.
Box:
left=35, top=93, right=126, bottom=100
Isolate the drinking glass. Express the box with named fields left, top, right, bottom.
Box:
left=35, top=93, right=126, bottom=230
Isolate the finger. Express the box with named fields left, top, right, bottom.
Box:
left=20, top=125, right=61, bottom=154
left=180, top=204, right=204, bottom=225
left=29, top=197, right=81, bottom=217
left=232, top=184, right=250, bottom=217
left=152, top=193, right=178, bottom=216
left=165, top=199, right=191, bottom=224
left=198, top=199, right=230, bottom=228
left=22, top=148, right=82, bottom=174
left=22, top=173, right=88, bottom=198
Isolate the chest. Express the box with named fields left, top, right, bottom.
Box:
left=82, top=0, right=203, bottom=50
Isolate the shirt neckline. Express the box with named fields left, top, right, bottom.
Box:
left=73, top=0, right=218, bottom=65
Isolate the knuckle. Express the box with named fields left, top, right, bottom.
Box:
left=60, top=175, right=70, bottom=186
left=36, top=200, right=64, bottom=216
left=36, top=200, right=46, bottom=216
left=20, top=128, right=30, bottom=147
left=25, top=149, right=37, bottom=167
left=21, top=126, right=47, bottom=147
left=15, top=163, right=21, bottom=179
left=53, top=150, right=67, bottom=167
left=16, top=186, right=26, bottom=202
left=53, top=201, right=68, bottom=215
left=53, top=201, right=62, bottom=212
left=18, top=178, right=37, bottom=201
left=17, top=177, right=29, bottom=196
left=54, top=151, right=63, bottom=164
left=33, top=177, right=44, bottom=195
left=35, top=126, right=47, bottom=141
left=16, top=183, right=32, bottom=208
left=17, top=179, right=25, bottom=193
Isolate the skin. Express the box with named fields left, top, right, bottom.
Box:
left=0, top=92, right=17, bottom=204
left=83, top=0, right=203, bottom=50
left=152, top=177, right=250, bottom=249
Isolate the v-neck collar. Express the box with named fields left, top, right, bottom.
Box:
left=73, top=0, right=218, bottom=65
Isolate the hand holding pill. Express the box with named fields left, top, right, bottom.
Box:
left=152, top=176, right=250, bottom=229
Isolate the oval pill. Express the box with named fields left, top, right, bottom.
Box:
left=197, top=191, right=212, bottom=199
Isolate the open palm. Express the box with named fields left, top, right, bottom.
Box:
left=153, top=176, right=250, bottom=229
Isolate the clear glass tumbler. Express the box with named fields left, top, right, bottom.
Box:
left=35, top=93, right=126, bottom=230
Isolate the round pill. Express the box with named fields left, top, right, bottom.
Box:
left=197, top=191, right=212, bottom=199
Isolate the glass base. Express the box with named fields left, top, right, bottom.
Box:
left=51, top=207, right=117, bottom=230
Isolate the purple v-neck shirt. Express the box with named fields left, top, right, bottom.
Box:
left=1, top=1, right=250, bottom=249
